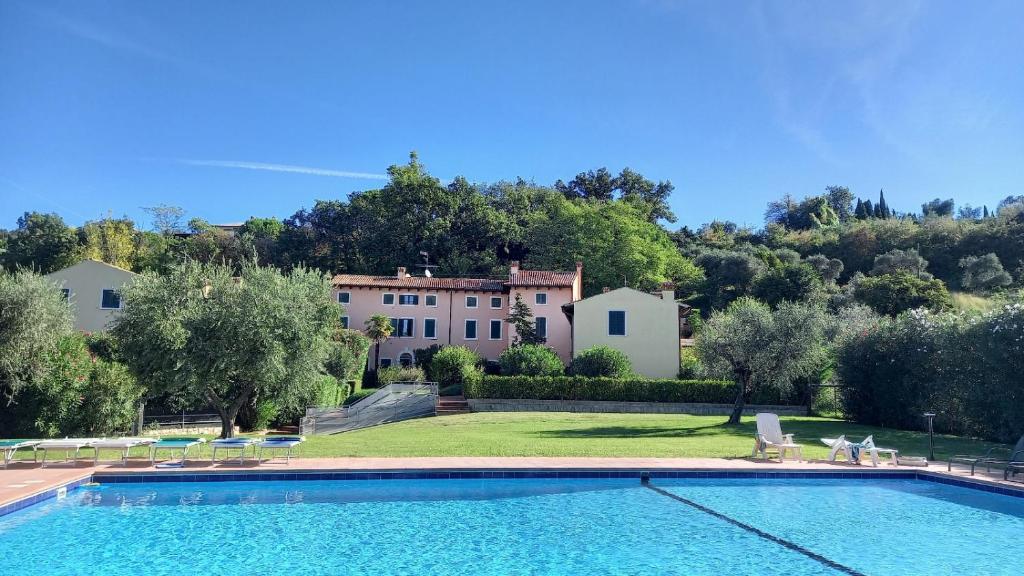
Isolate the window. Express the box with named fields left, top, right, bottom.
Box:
left=466, top=296, right=478, bottom=308
left=100, top=289, right=121, bottom=309
left=535, top=317, right=547, bottom=339
left=608, top=310, right=627, bottom=336
left=389, top=317, right=399, bottom=333
left=340, top=316, right=349, bottom=329
left=60, top=288, right=70, bottom=301
left=399, top=294, right=419, bottom=306
left=535, top=292, right=548, bottom=305
left=489, top=319, right=502, bottom=340
left=490, top=296, right=502, bottom=309
left=382, top=293, right=395, bottom=305
left=424, top=318, right=437, bottom=339
left=425, top=294, right=438, bottom=307
left=396, top=318, right=415, bottom=338
left=399, top=352, right=414, bottom=368
left=465, top=319, right=478, bottom=340
left=338, top=292, right=350, bottom=304
left=379, top=358, right=393, bottom=369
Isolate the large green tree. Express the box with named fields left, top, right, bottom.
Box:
left=3, top=212, right=81, bottom=273
left=0, top=270, right=73, bottom=404
left=111, top=260, right=338, bottom=437
left=695, top=298, right=827, bottom=424
left=853, top=272, right=953, bottom=316
left=79, top=217, right=140, bottom=270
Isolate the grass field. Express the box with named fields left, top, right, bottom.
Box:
left=10, top=413, right=1006, bottom=462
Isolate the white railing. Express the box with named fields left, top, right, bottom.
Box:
left=300, top=381, right=438, bottom=435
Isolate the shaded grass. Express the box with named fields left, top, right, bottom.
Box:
left=9, top=413, right=1007, bottom=461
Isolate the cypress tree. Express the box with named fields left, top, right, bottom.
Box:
left=983, top=205, right=990, bottom=218
left=877, top=189, right=890, bottom=219
left=863, top=199, right=874, bottom=218
left=854, top=198, right=866, bottom=219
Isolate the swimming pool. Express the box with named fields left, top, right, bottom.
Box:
left=0, top=474, right=1020, bottom=575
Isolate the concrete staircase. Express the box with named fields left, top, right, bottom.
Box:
left=436, top=395, right=471, bottom=416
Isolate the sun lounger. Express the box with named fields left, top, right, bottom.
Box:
left=752, top=413, right=803, bottom=462
left=949, top=435, right=1024, bottom=476
left=149, top=437, right=207, bottom=465
left=821, top=435, right=898, bottom=467
left=34, top=438, right=103, bottom=466
left=1, top=440, right=40, bottom=468
left=210, top=437, right=259, bottom=464
left=90, top=437, right=156, bottom=465
left=256, top=436, right=305, bottom=463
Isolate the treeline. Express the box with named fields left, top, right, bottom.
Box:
left=3, top=153, right=1024, bottom=317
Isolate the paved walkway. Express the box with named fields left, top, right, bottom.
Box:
left=1, top=456, right=1019, bottom=508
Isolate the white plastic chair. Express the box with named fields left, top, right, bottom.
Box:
left=752, top=413, right=803, bottom=461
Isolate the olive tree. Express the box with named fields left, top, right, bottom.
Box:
left=112, top=260, right=338, bottom=438
left=0, top=269, right=73, bottom=404
left=695, top=297, right=826, bottom=424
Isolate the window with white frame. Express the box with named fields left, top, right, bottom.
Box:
left=379, top=358, right=393, bottom=369
left=340, top=316, right=350, bottom=329
left=535, top=292, right=548, bottom=305
left=382, top=293, right=396, bottom=305
left=399, top=352, right=414, bottom=368
left=389, top=317, right=398, bottom=333
left=489, top=319, right=502, bottom=340
left=100, top=289, right=122, bottom=309
left=490, top=296, right=502, bottom=309
left=396, top=318, right=415, bottom=338
left=60, top=288, right=70, bottom=301
left=466, top=295, right=478, bottom=308
left=424, top=318, right=437, bottom=339
left=338, top=292, right=350, bottom=304
left=535, top=316, right=547, bottom=339
left=425, top=294, right=438, bottom=307
left=465, top=319, right=478, bottom=340
left=399, top=294, right=419, bottom=306
left=608, top=310, right=627, bottom=336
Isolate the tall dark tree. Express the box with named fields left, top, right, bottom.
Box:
left=506, top=293, right=545, bottom=345
left=922, top=198, right=955, bottom=218
left=614, top=167, right=677, bottom=223
left=862, top=199, right=874, bottom=219
left=876, top=189, right=890, bottom=219
left=554, top=168, right=615, bottom=201
left=3, top=212, right=81, bottom=273
left=854, top=198, right=868, bottom=220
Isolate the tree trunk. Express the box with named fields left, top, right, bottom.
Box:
left=207, top=383, right=257, bottom=439
left=220, top=410, right=237, bottom=439
left=728, top=371, right=750, bottom=425
left=132, top=398, right=147, bottom=435
left=373, top=342, right=381, bottom=386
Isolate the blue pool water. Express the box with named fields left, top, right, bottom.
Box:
left=0, top=477, right=1021, bottom=575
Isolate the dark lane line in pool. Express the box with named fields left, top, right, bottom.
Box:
left=642, top=483, right=868, bottom=576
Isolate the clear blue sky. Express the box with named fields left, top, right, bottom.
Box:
left=2, top=0, right=1023, bottom=230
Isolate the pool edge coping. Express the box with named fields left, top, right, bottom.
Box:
left=3, top=467, right=1021, bottom=518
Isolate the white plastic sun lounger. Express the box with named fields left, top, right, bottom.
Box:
left=752, top=413, right=803, bottom=461
left=34, top=438, right=103, bottom=466
left=210, top=437, right=260, bottom=464
left=256, top=436, right=305, bottom=464
left=150, top=437, right=207, bottom=465
left=90, top=437, right=156, bottom=465
left=1, top=440, right=41, bottom=468
left=821, top=435, right=898, bottom=467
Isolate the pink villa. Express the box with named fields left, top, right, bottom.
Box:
left=332, top=261, right=583, bottom=369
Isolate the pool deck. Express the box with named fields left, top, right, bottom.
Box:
left=2, top=456, right=1021, bottom=509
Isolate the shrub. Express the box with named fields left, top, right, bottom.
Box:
left=498, top=344, right=564, bottom=377
left=413, top=344, right=444, bottom=378
left=76, top=359, right=144, bottom=436
left=251, top=399, right=279, bottom=431
left=326, top=329, right=371, bottom=391
left=854, top=272, right=953, bottom=316
left=378, top=365, right=426, bottom=385
left=431, top=346, right=482, bottom=389
left=569, top=346, right=632, bottom=378
left=463, top=375, right=779, bottom=404
left=678, top=347, right=701, bottom=379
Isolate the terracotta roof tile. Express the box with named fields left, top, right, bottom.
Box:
left=332, top=274, right=505, bottom=291
left=332, top=268, right=578, bottom=290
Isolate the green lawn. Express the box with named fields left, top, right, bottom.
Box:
left=298, top=412, right=1004, bottom=460
left=10, top=412, right=1006, bottom=462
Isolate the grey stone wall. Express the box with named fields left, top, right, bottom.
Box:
left=466, top=398, right=806, bottom=416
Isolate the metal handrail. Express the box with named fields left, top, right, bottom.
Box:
left=301, top=381, right=438, bottom=435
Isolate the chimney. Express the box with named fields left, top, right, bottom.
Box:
left=509, top=261, right=520, bottom=275
left=659, top=281, right=676, bottom=301
left=602, top=287, right=610, bottom=293
left=575, top=261, right=583, bottom=277
left=397, top=266, right=407, bottom=278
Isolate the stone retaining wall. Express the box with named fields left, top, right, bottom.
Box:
left=466, top=398, right=805, bottom=416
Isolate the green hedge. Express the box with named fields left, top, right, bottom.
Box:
left=466, top=375, right=786, bottom=405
